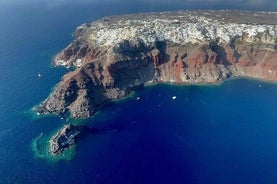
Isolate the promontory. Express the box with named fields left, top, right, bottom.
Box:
left=36, top=10, right=277, bottom=118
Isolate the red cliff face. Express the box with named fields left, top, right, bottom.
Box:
left=37, top=40, right=277, bottom=118
left=36, top=10, right=277, bottom=118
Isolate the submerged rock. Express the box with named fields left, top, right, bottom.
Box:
left=49, top=124, right=80, bottom=156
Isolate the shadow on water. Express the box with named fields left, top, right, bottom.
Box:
left=80, top=115, right=135, bottom=137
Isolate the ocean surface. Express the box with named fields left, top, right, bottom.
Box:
left=1, top=2, right=277, bottom=184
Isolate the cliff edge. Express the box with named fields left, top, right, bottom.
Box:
left=36, top=10, right=277, bottom=118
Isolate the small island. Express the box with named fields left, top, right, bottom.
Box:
left=49, top=124, right=80, bottom=156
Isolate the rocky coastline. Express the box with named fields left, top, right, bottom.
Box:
left=49, top=124, right=80, bottom=156
left=36, top=10, right=277, bottom=118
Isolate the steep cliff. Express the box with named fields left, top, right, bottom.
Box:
left=37, top=10, right=277, bottom=118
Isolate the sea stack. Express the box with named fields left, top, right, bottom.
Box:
left=37, top=10, right=277, bottom=118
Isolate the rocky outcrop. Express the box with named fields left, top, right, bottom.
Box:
left=49, top=124, right=80, bottom=155
left=37, top=10, right=277, bottom=118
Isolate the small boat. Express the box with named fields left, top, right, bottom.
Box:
left=172, top=96, right=177, bottom=100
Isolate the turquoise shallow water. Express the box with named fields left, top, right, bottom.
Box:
left=1, top=2, right=277, bottom=184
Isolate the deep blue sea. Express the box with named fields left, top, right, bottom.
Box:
left=1, top=2, right=277, bottom=184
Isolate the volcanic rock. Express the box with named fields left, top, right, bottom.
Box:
left=49, top=124, right=80, bottom=155
left=37, top=10, right=277, bottom=118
